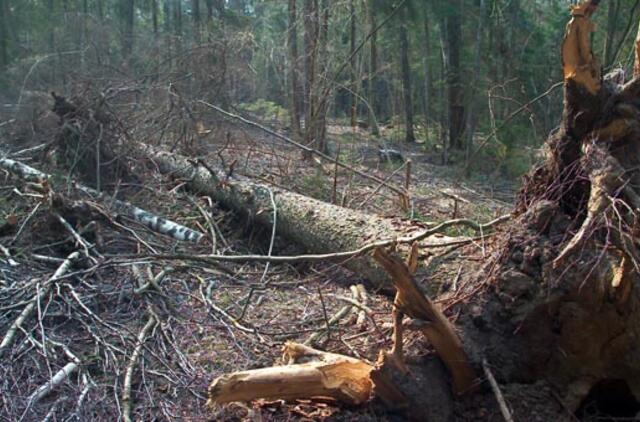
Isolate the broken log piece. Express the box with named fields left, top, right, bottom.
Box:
left=74, top=185, right=203, bottom=243
left=0, top=156, right=49, bottom=181
left=207, top=342, right=373, bottom=406
left=0, top=155, right=203, bottom=243
left=373, top=248, right=478, bottom=395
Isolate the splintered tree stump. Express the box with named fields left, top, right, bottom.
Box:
left=207, top=342, right=373, bottom=406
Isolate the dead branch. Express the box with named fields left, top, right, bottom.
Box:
left=482, top=358, right=515, bottom=422
left=0, top=251, right=80, bottom=358
left=197, top=100, right=408, bottom=198
left=0, top=155, right=204, bottom=243
left=122, top=313, right=157, bottom=422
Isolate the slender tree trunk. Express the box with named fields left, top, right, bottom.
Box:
left=399, top=6, right=415, bottom=143
left=80, top=0, right=88, bottom=71
left=97, top=0, right=104, bottom=21
left=152, top=0, right=158, bottom=34
left=193, top=0, right=201, bottom=44
left=205, top=0, right=213, bottom=21
left=603, top=0, right=620, bottom=67
left=439, top=23, right=449, bottom=164
left=422, top=11, right=433, bottom=143
left=122, top=0, right=135, bottom=62
left=367, top=1, right=380, bottom=136
left=0, top=0, right=8, bottom=69
left=350, top=0, right=357, bottom=128
left=315, top=0, right=329, bottom=152
left=302, top=0, right=319, bottom=151
left=464, top=0, right=485, bottom=162
left=287, top=0, right=302, bottom=143
left=446, top=0, right=464, bottom=150
left=163, top=0, right=172, bottom=68
left=48, top=0, right=56, bottom=51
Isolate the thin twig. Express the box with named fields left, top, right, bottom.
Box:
left=482, top=358, right=515, bottom=422
left=122, top=313, right=157, bottom=422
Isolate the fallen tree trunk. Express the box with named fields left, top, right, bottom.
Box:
left=0, top=156, right=204, bottom=243
left=140, top=143, right=431, bottom=289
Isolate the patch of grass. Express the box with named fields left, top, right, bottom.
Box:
left=239, top=98, right=289, bottom=123
left=299, top=168, right=331, bottom=202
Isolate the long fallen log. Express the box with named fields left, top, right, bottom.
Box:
left=0, top=156, right=204, bottom=243
left=140, top=143, right=506, bottom=289
left=140, top=144, right=409, bottom=288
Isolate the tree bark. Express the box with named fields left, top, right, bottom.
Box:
left=315, top=0, right=330, bottom=153
left=464, top=0, right=485, bottom=159
left=367, top=1, right=380, bottom=136
left=446, top=0, right=464, bottom=150
left=0, top=156, right=204, bottom=243
left=0, top=0, right=8, bottom=69
left=122, top=0, right=135, bottom=62
left=603, top=0, right=620, bottom=68
left=350, top=0, right=358, bottom=128
left=287, top=0, right=303, bottom=143
left=422, top=10, right=433, bottom=142
left=399, top=5, right=415, bottom=143
left=303, top=0, right=319, bottom=151
left=192, top=0, right=201, bottom=43
left=140, top=143, right=417, bottom=288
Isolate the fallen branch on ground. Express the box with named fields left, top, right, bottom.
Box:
left=0, top=155, right=204, bottom=243
left=0, top=251, right=80, bottom=358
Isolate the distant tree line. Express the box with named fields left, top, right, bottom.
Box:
left=1, top=0, right=639, bottom=173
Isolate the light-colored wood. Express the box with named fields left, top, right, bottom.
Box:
left=561, top=1, right=600, bottom=94
left=207, top=342, right=373, bottom=406
left=373, top=248, right=478, bottom=395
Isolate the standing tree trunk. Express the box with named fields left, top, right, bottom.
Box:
left=122, top=0, right=135, bottom=63
left=464, top=0, right=485, bottom=162
left=603, top=0, right=620, bottom=67
left=205, top=0, right=213, bottom=21
left=446, top=0, right=464, bottom=150
left=439, top=22, right=449, bottom=164
left=192, top=0, right=201, bottom=44
left=315, top=0, right=330, bottom=152
left=302, top=0, right=320, bottom=153
left=0, top=0, right=8, bottom=69
left=287, top=0, right=303, bottom=143
left=422, top=10, right=433, bottom=143
left=349, top=0, right=358, bottom=129
left=367, top=1, right=380, bottom=136
left=399, top=5, right=416, bottom=143
left=152, top=0, right=159, bottom=34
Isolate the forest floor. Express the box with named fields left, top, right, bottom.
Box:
left=0, top=95, right=572, bottom=421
